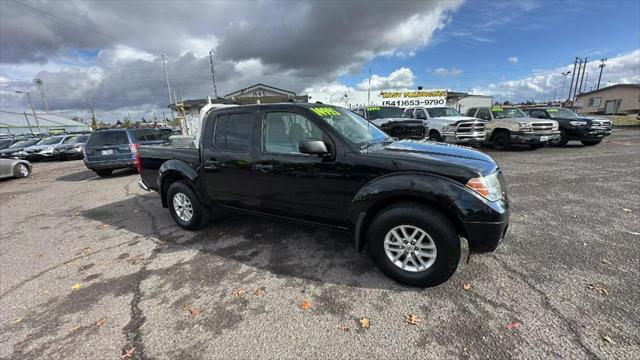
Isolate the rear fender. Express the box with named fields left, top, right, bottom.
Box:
left=158, top=160, right=211, bottom=208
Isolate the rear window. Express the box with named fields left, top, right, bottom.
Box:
left=214, top=113, right=252, bottom=152
left=86, top=131, right=129, bottom=147
left=131, top=129, right=167, bottom=142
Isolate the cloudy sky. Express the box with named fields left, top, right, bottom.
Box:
left=0, top=0, right=638, bottom=121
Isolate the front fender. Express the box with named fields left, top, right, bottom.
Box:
left=349, top=172, right=509, bottom=251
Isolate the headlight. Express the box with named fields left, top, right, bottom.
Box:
left=40, top=146, right=54, bottom=153
left=518, top=122, right=532, bottom=132
left=466, top=172, right=502, bottom=201
left=569, top=121, right=587, bottom=126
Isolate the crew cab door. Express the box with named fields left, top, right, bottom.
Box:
left=200, top=110, right=258, bottom=208
left=251, top=108, right=347, bottom=223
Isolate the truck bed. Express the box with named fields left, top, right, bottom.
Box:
left=138, top=144, right=199, bottom=191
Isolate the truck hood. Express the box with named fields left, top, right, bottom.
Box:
left=371, top=117, right=421, bottom=127
left=365, top=139, right=499, bottom=178
left=429, top=116, right=480, bottom=122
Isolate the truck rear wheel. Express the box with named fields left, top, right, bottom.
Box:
left=167, top=180, right=209, bottom=230
left=367, top=202, right=460, bottom=287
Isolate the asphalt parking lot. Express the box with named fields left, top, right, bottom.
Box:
left=1, top=129, right=639, bottom=360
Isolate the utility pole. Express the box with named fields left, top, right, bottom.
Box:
left=560, top=71, right=571, bottom=106
left=572, top=58, right=582, bottom=101
left=161, top=55, right=175, bottom=120
left=367, top=67, right=371, bottom=105
left=568, top=58, right=578, bottom=101
left=578, top=57, right=587, bottom=95
left=209, top=49, right=218, bottom=99
left=597, top=58, right=607, bottom=90
left=16, top=90, right=41, bottom=133
left=23, top=111, right=34, bottom=133
left=34, top=78, right=50, bottom=113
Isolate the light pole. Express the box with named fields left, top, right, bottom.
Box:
left=16, top=90, right=42, bottom=133
left=560, top=71, right=571, bottom=106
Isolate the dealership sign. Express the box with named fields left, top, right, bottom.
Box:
left=307, top=90, right=448, bottom=108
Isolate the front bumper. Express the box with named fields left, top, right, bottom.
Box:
left=566, top=127, right=612, bottom=140
left=84, top=159, right=136, bottom=170
left=442, top=132, right=486, bottom=144
left=462, top=219, right=509, bottom=252
left=510, top=131, right=560, bottom=144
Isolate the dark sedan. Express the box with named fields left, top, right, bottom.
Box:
left=525, top=107, right=612, bottom=146
left=0, top=138, right=41, bottom=159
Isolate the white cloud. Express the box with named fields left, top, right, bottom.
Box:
left=508, top=57, right=519, bottom=64
left=434, top=67, right=463, bottom=76
left=356, top=67, right=416, bottom=90
left=304, top=82, right=354, bottom=94
left=472, top=49, right=640, bottom=102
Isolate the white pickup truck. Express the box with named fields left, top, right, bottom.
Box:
left=404, top=106, right=486, bottom=145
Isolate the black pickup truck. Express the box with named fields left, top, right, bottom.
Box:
left=523, top=107, right=612, bottom=146
left=352, top=106, right=426, bottom=139
left=138, top=103, right=509, bottom=287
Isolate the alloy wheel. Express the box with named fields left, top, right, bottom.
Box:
left=172, top=192, right=193, bottom=222
left=383, top=225, right=437, bottom=272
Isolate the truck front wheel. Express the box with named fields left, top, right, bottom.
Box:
left=167, top=180, right=209, bottom=230
left=492, top=132, right=511, bottom=150
left=367, top=202, right=460, bottom=287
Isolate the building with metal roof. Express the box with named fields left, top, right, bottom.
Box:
left=0, top=111, right=91, bottom=135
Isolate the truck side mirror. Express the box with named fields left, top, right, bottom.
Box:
left=299, top=139, right=329, bottom=155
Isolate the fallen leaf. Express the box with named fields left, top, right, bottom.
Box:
left=231, top=288, right=246, bottom=298
left=622, top=208, right=632, bottom=213
left=299, top=299, right=312, bottom=310
left=520, top=214, right=528, bottom=218
left=12, top=318, right=22, bottom=324
left=121, top=347, right=135, bottom=359
left=75, top=212, right=81, bottom=216
left=505, top=322, right=520, bottom=330
left=602, top=258, right=610, bottom=264
left=359, top=317, right=370, bottom=329
left=81, top=247, right=92, bottom=255
left=69, top=325, right=81, bottom=333
left=95, top=318, right=107, bottom=327
left=588, top=284, right=610, bottom=296
left=182, top=304, right=202, bottom=319
left=405, top=314, right=421, bottom=325
left=70, top=283, right=82, bottom=290
left=463, top=283, right=472, bottom=290
left=254, top=287, right=264, bottom=296
left=602, top=335, right=615, bottom=344
left=127, top=255, right=143, bottom=265
left=571, top=215, right=578, bottom=218
left=98, top=224, right=110, bottom=229
left=339, top=324, right=350, bottom=332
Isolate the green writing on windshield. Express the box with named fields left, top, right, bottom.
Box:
left=310, top=107, right=340, bottom=116
left=491, top=107, right=503, bottom=112
left=367, top=106, right=380, bottom=111
left=547, top=109, right=558, bottom=112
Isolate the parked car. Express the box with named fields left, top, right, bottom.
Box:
left=0, top=139, right=16, bottom=150
left=0, top=158, right=31, bottom=179
left=137, top=103, right=510, bottom=287
left=0, top=138, right=41, bottom=159
left=55, top=134, right=91, bottom=160
left=84, top=128, right=168, bottom=177
left=523, top=107, right=612, bottom=146
left=466, top=106, right=560, bottom=150
left=21, top=135, right=79, bottom=161
left=404, top=106, right=486, bottom=145
left=352, top=106, right=426, bottom=139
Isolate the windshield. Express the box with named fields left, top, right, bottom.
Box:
left=546, top=108, right=578, bottom=119
left=426, top=107, right=462, bottom=118
left=9, top=139, right=35, bottom=148
left=366, top=106, right=405, bottom=120
left=39, top=136, right=63, bottom=145
left=310, top=106, right=388, bottom=148
left=491, top=107, right=527, bottom=119
left=67, top=135, right=90, bottom=144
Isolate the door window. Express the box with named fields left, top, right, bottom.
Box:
left=263, top=112, right=324, bottom=155
left=476, top=109, right=491, bottom=120
left=214, top=113, right=253, bottom=152
left=415, top=109, right=427, bottom=119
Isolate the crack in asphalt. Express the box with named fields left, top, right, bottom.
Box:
left=492, top=254, right=601, bottom=360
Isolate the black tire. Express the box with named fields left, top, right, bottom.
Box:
left=492, top=131, right=511, bottom=150
left=529, top=143, right=545, bottom=149
left=13, top=163, right=30, bottom=178
left=367, top=202, right=461, bottom=287
left=167, top=180, right=209, bottom=230
left=428, top=131, right=442, bottom=142
left=557, top=129, right=569, bottom=146
left=94, top=169, right=113, bottom=177
left=581, top=140, right=602, bottom=146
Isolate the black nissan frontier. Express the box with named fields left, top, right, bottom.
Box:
left=137, top=103, right=510, bottom=287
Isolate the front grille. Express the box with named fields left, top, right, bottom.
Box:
left=531, top=122, right=555, bottom=132
left=456, top=121, right=486, bottom=134
left=589, top=120, right=612, bottom=130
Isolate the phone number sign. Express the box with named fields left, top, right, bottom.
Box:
left=380, top=90, right=447, bottom=107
